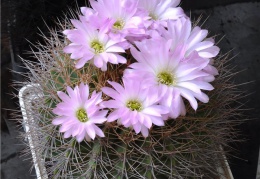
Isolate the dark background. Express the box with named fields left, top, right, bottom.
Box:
left=1, top=0, right=260, bottom=178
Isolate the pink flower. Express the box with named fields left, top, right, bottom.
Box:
left=52, top=83, right=108, bottom=142
left=138, top=0, right=185, bottom=28
left=162, top=18, right=220, bottom=77
left=89, top=0, right=146, bottom=39
left=125, top=38, right=214, bottom=118
left=79, top=7, right=96, bottom=24
left=63, top=19, right=126, bottom=71
left=101, top=79, right=168, bottom=137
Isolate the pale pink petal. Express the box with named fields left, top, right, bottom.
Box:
left=102, top=87, right=121, bottom=101
left=187, top=41, right=214, bottom=55
left=142, top=107, right=161, bottom=117
left=66, top=86, right=76, bottom=98
left=130, top=111, right=139, bottom=125
left=191, top=81, right=214, bottom=91
left=79, top=83, right=89, bottom=102
left=85, top=92, right=102, bottom=108
left=201, top=75, right=215, bottom=82
left=106, top=53, right=118, bottom=64
left=85, top=134, right=91, bottom=142
left=89, top=116, right=107, bottom=124
left=106, top=46, right=125, bottom=53
left=60, top=123, right=73, bottom=133
left=193, top=92, right=209, bottom=103
left=157, top=0, right=175, bottom=15
left=108, top=81, right=125, bottom=94
left=106, top=39, right=120, bottom=48
left=72, top=125, right=84, bottom=137
left=86, top=124, right=96, bottom=139
left=107, top=110, right=121, bottom=122
left=64, top=129, right=73, bottom=138
left=133, top=123, right=141, bottom=134
left=198, top=46, right=220, bottom=58
left=150, top=116, right=164, bottom=126
left=76, top=132, right=86, bottom=142
left=141, top=126, right=149, bottom=137
left=143, top=115, right=152, bottom=128
left=136, top=112, right=144, bottom=123
left=93, top=55, right=104, bottom=68
left=177, top=82, right=202, bottom=94
left=93, top=125, right=105, bottom=137
left=115, top=54, right=127, bottom=64
left=160, top=88, right=174, bottom=107
left=179, top=88, right=198, bottom=110
left=75, top=54, right=94, bottom=69
left=81, top=7, right=94, bottom=17
left=179, top=18, right=192, bottom=42
left=187, top=28, right=208, bottom=50
left=101, top=63, right=108, bottom=71
left=63, top=45, right=81, bottom=54
left=130, top=46, right=145, bottom=63
left=91, top=110, right=108, bottom=118
left=52, top=108, right=65, bottom=116
left=52, top=117, right=66, bottom=125
left=175, top=65, right=198, bottom=78
left=172, top=0, right=181, bottom=6
left=168, top=94, right=185, bottom=119
left=160, top=7, right=184, bottom=20
left=178, top=71, right=209, bottom=82
left=158, top=84, right=168, bottom=99
left=57, top=91, right=70, bottom=102
left=203, top=65, right=219, bottom=76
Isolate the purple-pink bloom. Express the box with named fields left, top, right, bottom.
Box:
left=125, top=38, right=214, bottom=118
left=101, top=79, right=168, bottom=137
left=162, top=18, right=220, bottom=77
left=138, top=0, right=185, bottom=28
left=79, top=7, right=96, bottom=23
left=63, top=19, right=126, bottom=71
left=52, top=83, right=108, bottom=142
left=89, top=0, right=146, bottom=39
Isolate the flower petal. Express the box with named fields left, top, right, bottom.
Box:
left=177, top=82, right=202, bottom=94
left=141, top=126, right=149, bottom=137
left=93, top=55, right=104, bottom=68
left=64, top=129, right=73, bottom=138
left=179, top=88, right=198, bottom=110
left=85, top=124, right=96, bottom=140
left=143, top=115, right=153, bottom=128
left=102, top=87, right=121, bottom=101
left=76, top=131, right=86, bottom=142
left=150, top=116, right=164, bottom=126
left=133, top=123, right=141, bottom=134
left=93, top=125, right=105, bottom=137
left=52, top=117, right=66, bottom=125
left=79, top=83, right=89, bottom=102
left=142, top=107, right=162, bottom=117
left=106, top=46, right=125, bottom=53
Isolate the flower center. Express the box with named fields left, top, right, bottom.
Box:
left=91, top=40, right=104, bottom=54
left=76, top=108, right=88, bottom=122
left=149, top=12, right=158, bottom=20
left=113, top=19, right=125, bottom=30
left=157, top=72, right=176, bottom=86
left=126, top=100, right=142, bottom=111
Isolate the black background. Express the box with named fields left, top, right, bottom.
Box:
left=1, top=0, right=260, bottom=178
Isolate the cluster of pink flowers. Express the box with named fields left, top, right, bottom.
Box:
left=53, top=0, right=220, bottom=142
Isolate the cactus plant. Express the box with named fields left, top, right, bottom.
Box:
left=17, top=1, right=243, bottom=178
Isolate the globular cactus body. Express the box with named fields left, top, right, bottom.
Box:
left=17, top=1, right=243, bottom=178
